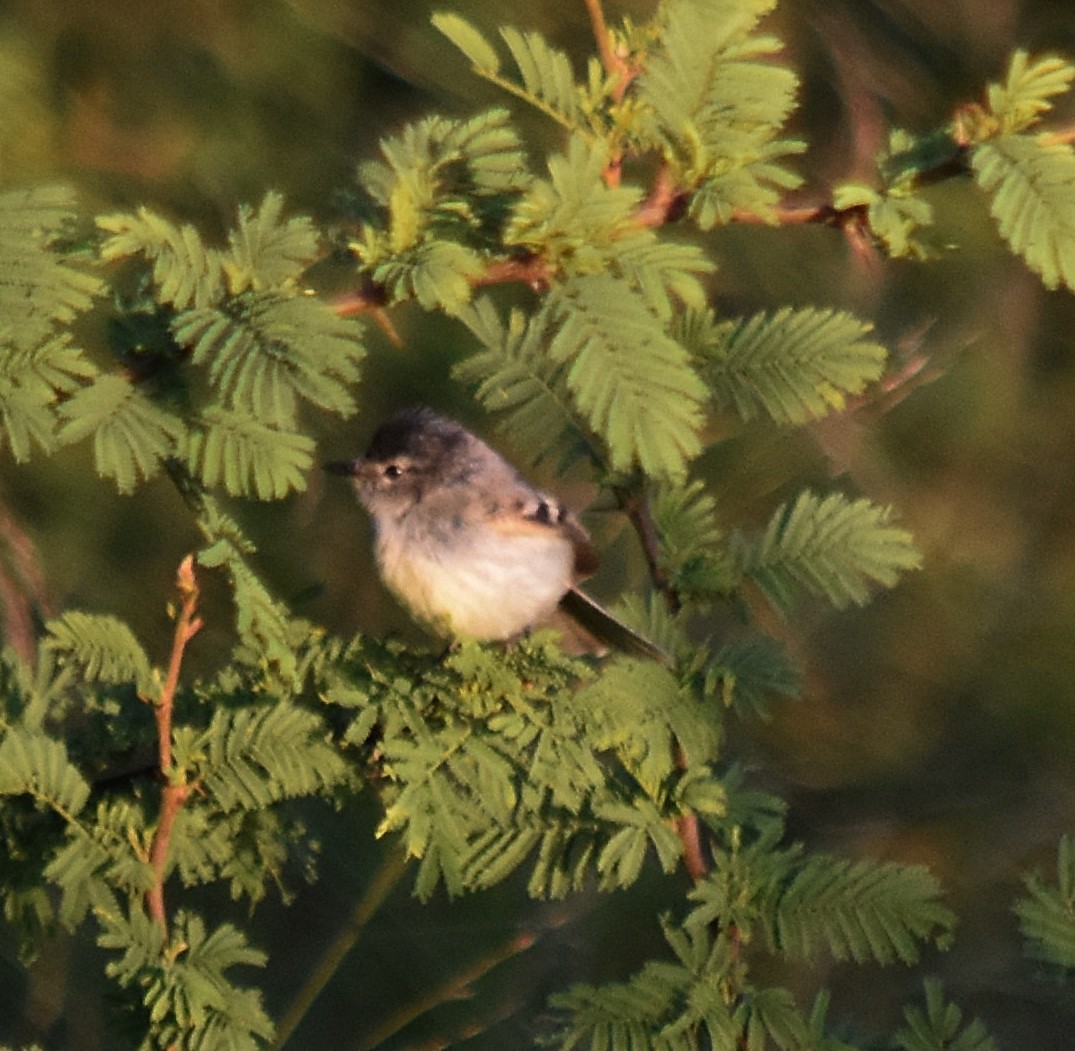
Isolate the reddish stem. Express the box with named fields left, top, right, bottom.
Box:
left=583, top=0, right=632, bottom=101
left=677, top=811, right=708, bottom=883
left=145, top=556, right=202, bottom=932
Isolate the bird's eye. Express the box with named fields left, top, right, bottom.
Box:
left=383, top=464, right=402, bottom=480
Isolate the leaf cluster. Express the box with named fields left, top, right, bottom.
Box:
left=0, top=603, right=352, bottom=1047
left=837, top=51, right=1075, bottom=288
left=84, top=192, right=366, bottom=498
left=549, top=829, right=959, bottom=1050
left=1015, top=834, right=1075, bottom=971
left=355, top=0, right=806, bottom=480
left=0, top=186, right=101, bottom=463
left=319, top=635, right=704, bottom=899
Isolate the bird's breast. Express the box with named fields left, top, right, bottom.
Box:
left=374, top=517, right=575, bottom=640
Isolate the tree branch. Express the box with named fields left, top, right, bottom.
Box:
left=612, top=483, right=679, bottom=613
left=145, top=555, right=203, bottom=932
left=583, top=0, right=634, bottom=102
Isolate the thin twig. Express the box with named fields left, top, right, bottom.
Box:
left=632, top=164, right=687, bottom=227
left=612, top=484, right=679, bottom=612
left=473, top=254, right=551, bottom=291
left=272, top=846, right=409, bottom=1049
left=583, top=0, right=632, bottom=101
left=355, top=927, right=541, bottom=1051
left=145, top=556, right=203, bottom=932
left=676, top=796, right=707, bottom=882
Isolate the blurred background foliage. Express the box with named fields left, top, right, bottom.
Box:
left=2, top=0, right=1075, bottom=1048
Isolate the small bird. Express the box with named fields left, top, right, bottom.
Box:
left=325, top=407, right=669, bottom=663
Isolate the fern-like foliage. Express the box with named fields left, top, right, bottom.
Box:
left=0, top=727, right=89, bottom=817
left=547, top=273, right=706, bottom=479
left=223, top=191, right=320, bottom=293
left=649, top=480, right=734, bottom=601
left=1015, top=835, right=1075, bottom=970
left=700, top=633, right=801, bottom=718
left=505, top=138, right=712, bottom=315
left=99, top=907, right=274, bottom=1051
left=353, top=108, right=527, bottom=311
left=0, top=335, right=97, bottom=462
left=319, top=636, right=714, bottom=900
left=57, top=372, right=186, bottom=493
left=682, top=830, right=954, bottom=968
left=0, top=187, right=101, bottom=461
left=186, top=703, right=350, bottom=812
left=195, top=499, right=297, bottom=678
left=637, top=0, right=803, bottom=226
left=174, top=292, right=363, bottom=425
left=734, top=491, right=922, bottom=614
left=90, top=196, right=367, bottom=497
left=981, top=50, right=1075, bottom=137
left=433, top=15, right=585, bottom=133
left=42, top=611, right=155, bottom=697
left=99, top=208, right=225, bottom=310
left=550, top=923, right=743, bottom=1051
left=833, top=178, right=935, bottom=259
left=692, top=305, right=888, bottom=425
left=972, top=135, right=1075, bottom=293
left=453, top=297, right=590, bottom=469
left=769, top=854, right=954, bottom=964
left=551, top=917, right=836, bottom=1050
left=0, top=186, right=102, bottom=339
left=184, top=405, right=313, bottom=501
left=45, top=797, right=154, bottom=928
left=955, top=51, right=1075, bottom=292
left=894, top=979, right=998, bottom=1051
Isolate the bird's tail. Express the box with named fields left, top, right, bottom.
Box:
left=557, top=587, right=674, bottom=667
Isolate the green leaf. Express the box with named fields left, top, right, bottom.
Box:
left=355, top=108, right=526, bottom=277
left=506, top=138, right=713, bottom=315
left=834, top=182, right=935, bottom=259
left=375, top=239, right=484, bottom=313
left=638, top=0, right=803, bottom=224
left=133, top=911, right=274, bottom=1049
left=1015, top=835, right=1075, bottom=969
left=98, top=207, right=224, bottom=309
left=737, top=491, right=921, bottom=613
left=699, top=306, right=887, bottom=425
left=0, top=727, right=89, bottom=817
left=582, top=656, right=722, bottom=785
left=43, top=612, right=155, bottom=696
left=972, top=134, right=1075, bottom=292
left=453, top=297, right=590, bottom=469
left=771, top=856, right=955, bottom=964
left=743, top=986, right=809, bottom=1051
left=895, top=979, right=997, bottom=1051
left=547, top=273, right=706, bottom=479
left=431, top=12, right=500, bottom=73
left=505, top=137, right=640, bottom=268
left=185, top=406, right=313, bottom=500
left=433, top=14, right=582, bottom=131
left=0, top=335, right=97, bottom=461
left=223, top=191, right=320, bottom=293
left=985, top=51, right=1075, bottom=135
left=57, top=373, right=186, bottom=493
left=498, top=25, right=581, bottom=129
left=196, top=499, right=297, bottom=678
left=196, top=704, right=349, bottom=811
left=649, top=480, right=732, bottom=601
left=0, top=186, right=101, bottom=347
left=172, top=292, right=365, bottom=426
left=701, top=634, right=801, bottom=718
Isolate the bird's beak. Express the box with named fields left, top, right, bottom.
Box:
left=323, top=459, right=363, bottom=477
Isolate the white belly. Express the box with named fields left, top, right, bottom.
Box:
left=376, top=523, right=574, bottom=640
